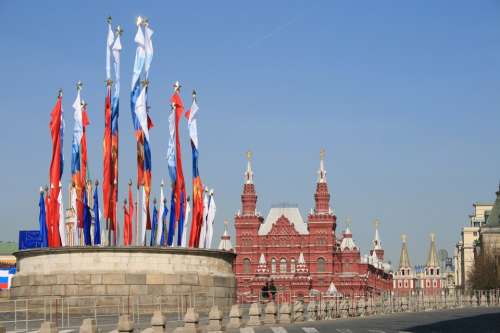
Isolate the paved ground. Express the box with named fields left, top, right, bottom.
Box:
left=229, top=307, right=500, bottom=333
left=2, top=307, right=500, bottom=332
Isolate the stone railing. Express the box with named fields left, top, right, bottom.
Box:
left=12, top=289, right=498, bottom=333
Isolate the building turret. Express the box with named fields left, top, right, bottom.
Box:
left=484, top=182, right=500, bottom=227
left=370, top=219, right=384, bottom=261
left=426, top=233, right=440, bottom=269
left=241, top=150, right=257, bottom=216
left=399, top=234, right=411, bottom=270
left=218, top=220, right=233, bottom=251
left=340, top=223, right=358, bottom=252
left=314, top=149, right=331, bottom=214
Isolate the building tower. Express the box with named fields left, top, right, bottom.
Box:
left=370, top=219, right=384, bottom=261
left=307, top=149, right=337, bottom=289
left=422, top=233, right=442, bottom=295
left=234, top=151, right=263, bottom=296
left=393, top=234, right=415, bottom=294
left=218, top=220, right=233, bottom=251
left=480, top=182, right=500, bottom=259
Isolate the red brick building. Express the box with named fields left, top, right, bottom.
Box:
left=234, top=151, right=392, bottom=302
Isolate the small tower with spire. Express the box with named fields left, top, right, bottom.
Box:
left=422, top=233, right=442, bottom=295
left=241, top=150, right=257, bottom=216
left=370, top=219, right=385, bottom=261
left=393, top=234, right=416, bottom=294
left=313, top=149, right=331, bottom=214
left=218, top=220, right=233, bottom=251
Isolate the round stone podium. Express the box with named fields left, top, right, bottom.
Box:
left=11, top=247, right=236, bottom=312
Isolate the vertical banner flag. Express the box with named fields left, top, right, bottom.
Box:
left=123, top=180, right=133, bottom=246
left=205, top=190, right=217, bottom=248
left=70, top=184, right=79, bottom=245
left=38, top=188, right=48, bottom=247
left=104, top=18, right=121, bottom=242
left=150, top=201, right=158, bottom=246
left=93, top=182, right=101, bottom=245
left=186, top=93, right=204, bottom=247
left=170, top=82, right=186, bottom=246
left=156, top=181, right=165, bottom=246
left=49, top=91, right=64, bottom=248
left=167, top=191, right=176, bottom=246
left=166, top=97, right=177, bottom=245
left=131, top=17, right=154, bottom=245
left=199, top=188, right=209, bottom=248
left=160, top=198, right=168, bottom=246
left=123, top=199, right=130, bottom=246
left=83, top=185, right=92, bottom=246
left=58, top=182, right=66, bottom=246
left=181, top=197, right=191, bottom=247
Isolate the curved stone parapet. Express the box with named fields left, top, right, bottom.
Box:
left=11, top=247, right=236, bottom=311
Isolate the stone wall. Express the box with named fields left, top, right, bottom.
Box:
left=10, top=247, right=236, bottom=312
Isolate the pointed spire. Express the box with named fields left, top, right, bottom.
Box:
left=426, top=233, right=439, bottom=267
left=245, top=150, right=254, bottom=184
left=373, top=219, right=382, bottom=250
left=399, top=234, right=411, bottom=269
left=341, top=217, right=358, bottom=251
left=317, top=148, right=327, bottom=183
left=218, top=220, right=233, bottom=251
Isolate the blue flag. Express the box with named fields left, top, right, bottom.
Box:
left=38, top=191, right=48, bottom=248
left=150, top=204, right=158, bottom=246
left=177, top=192, right=185, bottom=246
left=160, top=200, right=168, bottom=246
left=167, top=191, right=176, bottom=246
left=83, top=190, right=92, bottom=246
left=93, top=187, right=101, bottom=246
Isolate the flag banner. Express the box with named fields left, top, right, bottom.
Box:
left=167, top=191, right=176, bottom=246
left=150, top=203, right=158, bottom=246
left=140, top=186, right=147, bottom=245
left=38, top=190, right=48, bottom=247
left=186, top=98, right=204, bottom=247
left=199, top=189, right=209, bottom=248
left=171, top=87, right=186, bottom=246
left=181, top=197, right=190, bottom=247
left=205, top=191, right=216, bottom=248
left=103, top=84, right=112, bottom=225
left=49, top=93, right=64, bottom=248
left=123, top=200, right=130, bottom=246
left=156, top=182, right=165, bottom=245
left=161, top=198, right=168, bottom=246
left=18, top=231, right=42, bottom=250
left=93, top=184, right=101, bottom=246
left=83, top=188, right=92, bottom=246
left=177, top=192, right=185, bottom=246
left=70, top=185, right=79, bottom=245
left=58, top=183, right=65, bottom=246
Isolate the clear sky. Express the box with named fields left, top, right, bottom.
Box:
left=1, top=1, right=499, bottom=266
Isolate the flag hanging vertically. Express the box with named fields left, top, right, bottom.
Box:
left=104, top=18, right=121, bottom=244
left=170, top=82, right=186, bottom=246
left=94, top=182, right=101, bottom=246
left=83, top=186, right=92, bottom=246
left=123, top=180, right=133, bottom=246
left=70, top=184, right=79, bottom=245
left=131, top=18, right=154, bottom=244
left=58, top=182, right=66, bottom=246
left=150, top=201, right=158, bottom=246
left=167, top=191, right=176, bottom=246
left=49, top=91, right=64, bottom=248
left=186, top=93, right=204, bottom=247
left=205, top=190, right=217, bottom=249
left=181, top=197, right=191, bottom=247
left=198, top=188, right=209, bottom=248
left=156, top=181, right=165, bottom=246
left=38, top=188, right=48, bottom=248
left=160, top=198, right=168, bottom=246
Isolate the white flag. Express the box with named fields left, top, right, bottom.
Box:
left=111, top=30, right=122, bottom=93
left=144, top=25, right=154, bottom=79
left=58, top=184, right=66, bottom=247
left=140, top=186, right=147, bottom=245
left=156, top=182, right=165, bottom=246
left=181, top=200, right=191, bottom=247
left=205, top=193, right=216, bottom=249
left=198, top=190, right=209, bottom=248
left=106, top=22, right=114, bottom=81
left=134, top=86, right=150, bottom=141
left=70, top=186, right=79, bottom=246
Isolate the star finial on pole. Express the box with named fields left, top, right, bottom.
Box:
left=373, top=219, right=380, bottom=229
left=246, top=150, right=253, bottom=161
left=401, top=234, right=407, bottom=242
left=320, top=148, right=325, bottom=161
left=107, top=16, right=112, bottom=25
left=76, top=81, right=83, bottom=92
left=345, top=217, right=352, bottom=229
left=430, top=233, right=435, bottom=242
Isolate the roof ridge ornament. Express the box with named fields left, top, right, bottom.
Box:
left=245, top=150, right=254, bottom=184
left=317, top=148, right=327, bottom=183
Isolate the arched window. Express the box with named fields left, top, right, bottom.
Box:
left=290, top=258, right=296, bottom=273
left=430, top=268, right=434, bottom=275
left=243, top=258, right=251, bottom=274
left=271, top=258, right=276, bottom=273
left=317, top=257, right=326, bottom=273
left=280, top=258, right=287, bottom=273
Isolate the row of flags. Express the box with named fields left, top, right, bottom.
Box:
left=39, top=16, right=217, bottom=249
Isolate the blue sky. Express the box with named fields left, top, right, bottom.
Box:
left=0, top=1, right=499, bottom=265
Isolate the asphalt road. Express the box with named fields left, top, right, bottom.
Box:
left=2, top=306, right=500, bottom=332
left=231, top=307, right=500, bottom=333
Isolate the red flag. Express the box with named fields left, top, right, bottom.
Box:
left=103, top=85, right=112, bottom=226
left=48, top=94, right=63, bottom=248
left=170, top=92, right=186, bottom=223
